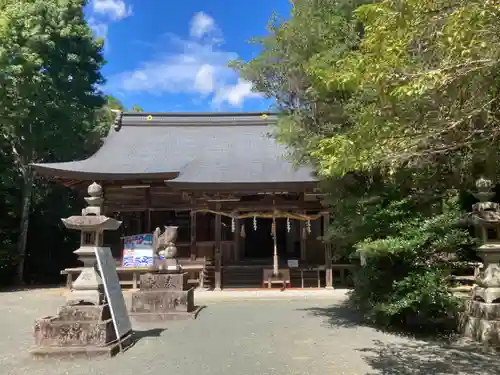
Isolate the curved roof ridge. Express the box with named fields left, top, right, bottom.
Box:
left=119, top=112, right=279, bottom=127
left=121, top=111, right=277, bottom=117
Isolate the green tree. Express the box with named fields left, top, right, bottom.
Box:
left=0, top=0, right=106, bottom=283
left=130, top=104, right=144, bottom=112
left=234, top=0, right=480, bottom=330
left=310, top=0, right=500, bottom=179
left=92, top=95, right=125, bottom=138
left=233, top=0, right=370, bottom=165
left=92, top=98, right=145, bottom=140
left=233, top=0, right=379, bottom=253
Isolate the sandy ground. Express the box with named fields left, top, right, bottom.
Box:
left=0, top=288, right=498, bottom=375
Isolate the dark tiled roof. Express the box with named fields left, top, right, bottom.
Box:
left=31, top=112, right=318, bottom=185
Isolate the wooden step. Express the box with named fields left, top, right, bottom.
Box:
left=222, top=268, right=262, bottom=288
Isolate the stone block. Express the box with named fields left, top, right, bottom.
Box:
left=30, top=332, right=134, bottom=359
left=129, top=308, right=202, bottom=322
left=34, top=316, right=115, bottom=347
left=130, top=288, right=194, bottom=313
left=461, top=314, right=500, bottom=346
left=56, top=304, right=110, bottom=321
left=466, top=300, right=500, bottom=320
left=139, top=272, right=187, bottom=291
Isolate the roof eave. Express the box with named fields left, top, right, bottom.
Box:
left=165, top=181, right=319, bottom=192
left=31, top=164, right=179, bottom=182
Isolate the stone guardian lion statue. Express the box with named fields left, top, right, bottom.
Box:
left=152, top=226, right=179, bottom=259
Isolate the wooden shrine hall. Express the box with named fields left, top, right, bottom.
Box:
left=32, top=112, right=349, bottom=290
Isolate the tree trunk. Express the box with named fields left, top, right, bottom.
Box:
left=15, top=166, right=33, bottom=285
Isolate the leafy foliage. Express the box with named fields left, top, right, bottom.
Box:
left=0, top=0, right=109, bottom=283
left=0, top=0, right=107, bottom=165
left=232, top=0, right=370, bottom=165
left=372, top=269, right=461, bottom=330
left=0, top=1, right=145, bottom=285
left=352, top=196, right=475, bottom=328
left=310, top=0, right=500, bottom=177
left=235, top=0, right=483, bottom=331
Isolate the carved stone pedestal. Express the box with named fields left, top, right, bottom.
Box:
left=460, top=300, right=500, bottom=346
left=30, top=303, right=133, bottom=358
left=130, top=272, right=201, bottom=323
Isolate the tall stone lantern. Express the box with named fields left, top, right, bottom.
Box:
left=30, top=182, right=128, bottom=358
left=61, top=182, right=122, bottom=305
left=462, top=177, right=500, bottom=346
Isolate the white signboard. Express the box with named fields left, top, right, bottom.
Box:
left=94, top=247, right=132, bottom=340
left=287, top=259, right=299, bottom=268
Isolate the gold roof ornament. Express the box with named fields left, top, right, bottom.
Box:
left=261, top=114, right=268, bottom=120
left=146, top=115, right=153, bottom=121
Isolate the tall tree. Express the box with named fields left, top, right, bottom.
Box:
left=232, top=0, right=370, bottom=165
left=309, top=0, right=500, bottom=180
left=234, top=0, right=480, bottom=328
left=92, top=98, right=145, bottom=139
left=233, top=0, right=486, bottom=251
left=92, top=95, right=125, bottom=138
left=0, top=0, right=106, bottom=283
left=130, top=104, right=144, bottom=112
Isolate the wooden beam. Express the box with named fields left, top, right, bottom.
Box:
left=323, top=212, right=333, bottom=289
left=190, top=208, right=197, bottom=261
left=167, top=181, right=319, bottom=192
left=103, top=201, right=325, bottom=213
left=64, top=180, right=322, bottom=198
left=145, top=187, right=151, bottom=232
left=300, top=210, right=307, bottom=262
left=233, top=210, right=240, bottom=262
left=214, top=202, right=222, bottom=290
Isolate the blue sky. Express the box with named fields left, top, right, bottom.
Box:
left=84, top=0, right=291, bottom=112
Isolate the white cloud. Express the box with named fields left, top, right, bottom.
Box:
left=108, top=12, right=262, bottom=108
left=88, top=18, right=109, bottom=40
left=91, top=0, right=132, bottom=21
left=190, top=12, right=216, bottom=39
left=115, top=40, right=237, bottom=95
left=194, top=64, right=216, bottom=94
left=213, top=79, right=261, bottom=107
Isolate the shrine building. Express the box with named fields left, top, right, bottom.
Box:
left=32, top=112, right=349, bottom=290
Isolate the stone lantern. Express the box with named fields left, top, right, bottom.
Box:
left=461, top=177, right=500, bottom=346
left=61, top=182, right=122, bottom=305
left=30, top=182, right=129, bottom=358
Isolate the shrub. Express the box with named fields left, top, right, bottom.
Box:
left=372, top=269, right=462, bottom=329
left=349, top=195, right=474, bottom=332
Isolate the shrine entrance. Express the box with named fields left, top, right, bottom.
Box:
left=243, top=217, right=294, bottom=261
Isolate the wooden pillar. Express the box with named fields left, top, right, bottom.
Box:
left=233, top=210, right=240, bottom=261
left=323, top=212, right=333, bottom=289
left=300, top=211, right=307, bottom=262
left=137, top=213, right=142, bottom=234
left=145, top=187, right=151, bottom=232
left=190, top=210, right=197, bottom=260
left=240, top=218, right=246, bottom=260
left=214, top=202, right=222, bottom=290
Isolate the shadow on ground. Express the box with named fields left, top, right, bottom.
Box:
left=300, top=304, right=500, bottom=375
left=360, top=339, right=500, bottom=375
left=0, top=284, right=64, bottom=293
left=298, top=303, right=365, bottom=328
left=125, top=328, right=166, bottom=352
left=133, top=328, right=166, bottom=341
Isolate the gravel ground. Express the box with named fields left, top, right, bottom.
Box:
left=1, top=288, right=499, bottom=375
